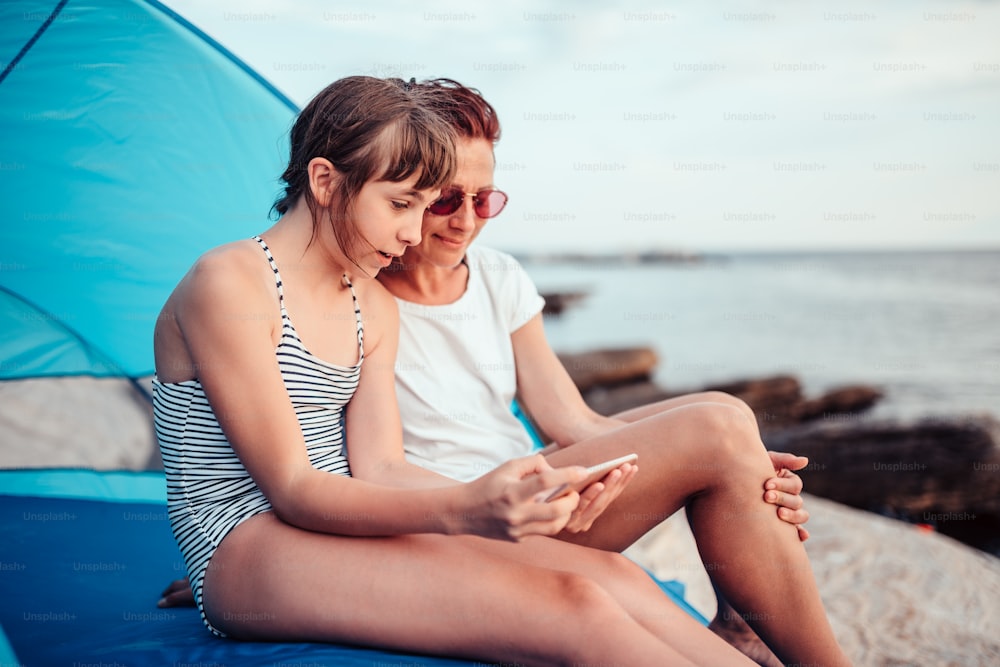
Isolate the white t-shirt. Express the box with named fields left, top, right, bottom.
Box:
left=394, top=246, right=545, bottom=482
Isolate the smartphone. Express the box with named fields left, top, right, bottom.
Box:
left=543, top=453, right=638, bottom=502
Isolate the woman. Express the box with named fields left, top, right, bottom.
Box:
left=152, top=75, right=771, bottom=666
left=376, top=78, right=852, bottom=667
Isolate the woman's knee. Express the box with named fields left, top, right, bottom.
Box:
left=680, top=402, right=766, bottom=464
left=692, top=390, right=757, bottom=423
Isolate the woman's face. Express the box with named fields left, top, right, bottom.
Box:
left=406, top=137, right=497, bottom=270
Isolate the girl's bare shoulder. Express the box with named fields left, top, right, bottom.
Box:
left=170, top=239, right=276, bottom=322
left=190, top=239, right=264, bottom=277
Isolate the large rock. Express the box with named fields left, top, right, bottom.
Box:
left=803, top=495, right=1000, bottom=666
left=763, top=414, right=1000, bottom=555
left=578, top=370, right=885, bottom=431
left=539, top=290, right=588, bottom=315
left=625, top=494, right=1000, bottom=666
left=704, top=374, right=804, bottom=422
left=704, top=375, right=883, bottom=429
left=787, top=384, right=883, bottom=423
left=581, top=380, right=677, bottom=417
left=557, top=347, right=659, bottom=393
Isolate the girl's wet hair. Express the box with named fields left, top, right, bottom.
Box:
left=415, top=78, right=501, bottom=143
left=272, top=76, right=457, bottom=265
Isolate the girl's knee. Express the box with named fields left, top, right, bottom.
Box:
left=543, top=570, right=628, bottom=629
left=599, top=549, right=650, bottom=585
left=551, top=555, right=650, bottom=612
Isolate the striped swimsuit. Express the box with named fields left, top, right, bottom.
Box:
left=152, top=235, right=363, bottom=636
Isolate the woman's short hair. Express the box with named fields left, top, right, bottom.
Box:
left=416, top=78, right=501, bottom=144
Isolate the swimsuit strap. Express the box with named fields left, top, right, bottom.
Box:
left=252, top=235, right=288, bottom=317
left=252, top=235, right=363, bottom=362
left=341, top=273, right=365, bottom=362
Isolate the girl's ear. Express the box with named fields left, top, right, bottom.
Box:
left=307, top=157, right=341, bottom=207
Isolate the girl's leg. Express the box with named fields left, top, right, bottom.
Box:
left=201, top=511, right=735, bottom=667
left=462, top=534, right=755, bottom=666
left=545, top=403, right=852, bottom=666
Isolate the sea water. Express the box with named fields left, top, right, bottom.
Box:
left=525, top=250, right=1000, bottom=422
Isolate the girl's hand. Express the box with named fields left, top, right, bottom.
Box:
left=562, top=461, right=638, bottom=534
left=459, top=454, right=588, bottom=541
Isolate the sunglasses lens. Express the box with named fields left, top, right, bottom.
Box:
left=428, top=189, right=464, bottom=216
left=475, top=190, right=508, bottom=219
left=428, top=189, right=508, bottom=218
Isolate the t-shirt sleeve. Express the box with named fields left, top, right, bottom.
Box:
left=475, top=248, right=545, bottom=333
left=508, top=258, right=546, bottom=332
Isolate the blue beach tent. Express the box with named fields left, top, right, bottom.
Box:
left=1, top=0, right=295, bottom=381
left=0, top=1, right=705, bottom=664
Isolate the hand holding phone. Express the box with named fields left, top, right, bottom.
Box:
left=542, top=453, right=638, bottom=503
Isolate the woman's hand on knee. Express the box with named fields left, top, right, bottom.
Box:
left=462, top=454, right=588, bottom=541
left=764, top=451, right=810, bottom=541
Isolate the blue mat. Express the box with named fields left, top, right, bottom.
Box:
left=0, top=470, right=705, bottom=666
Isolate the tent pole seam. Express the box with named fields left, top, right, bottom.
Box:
left=0, top=284, right=128, bottom=380
left=0, top=0, right=70, bottom=86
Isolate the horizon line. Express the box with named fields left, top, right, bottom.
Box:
left=506, top=245, right=1000, bottom=257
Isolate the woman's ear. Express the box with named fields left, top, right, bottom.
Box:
left=307, top=157, right=341, bottom=207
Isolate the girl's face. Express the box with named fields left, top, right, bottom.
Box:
left=406, top=138, right=497, bottom=270
left=348, top=175, right=439, bottom=277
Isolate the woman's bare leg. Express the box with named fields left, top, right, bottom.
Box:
left=545, top=402, right=852, bottom=666
left=614, top=391, right=786, bottom=666
left=613, top=390, right=758, bottom=427
left=201, top=512, right=747, bottom=667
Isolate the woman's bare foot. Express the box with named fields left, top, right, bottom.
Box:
left=157, top=577, right=195, bottom=608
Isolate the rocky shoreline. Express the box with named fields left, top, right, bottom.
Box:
left=555, top=345, right=1000, bottom=557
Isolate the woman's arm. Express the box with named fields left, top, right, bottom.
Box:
left=510, top=311, right=812, bottom=537
left=511, top=314, right=624, bottom=446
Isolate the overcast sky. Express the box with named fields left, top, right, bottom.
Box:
left=164, top=0, right=999, bottom=254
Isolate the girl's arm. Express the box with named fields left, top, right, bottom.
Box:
left=337, top=280, right=456, bottom=490
left=178, top=249, right=585, bottom=542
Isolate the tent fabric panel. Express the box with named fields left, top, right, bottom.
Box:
left=0, top=288, right=114, bottom=377
left=0, top=468, right=166, bottom=502
left=0, top=0, right=296, bottom=379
